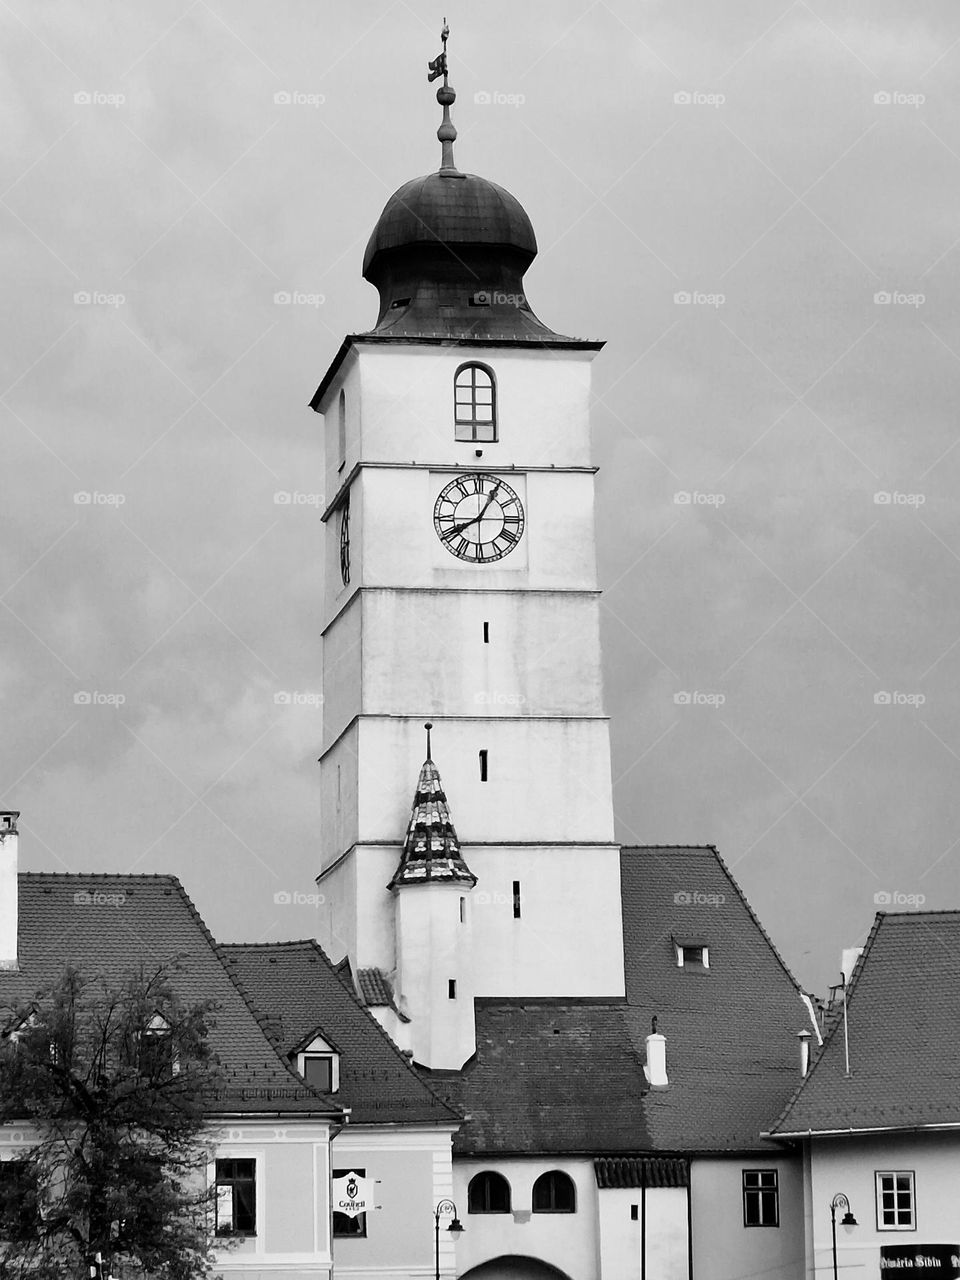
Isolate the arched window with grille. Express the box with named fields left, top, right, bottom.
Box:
left=454, top=363, right=497, bottom=442
left=467, top=1170, right=511, bottom=1214
left=532, top=1170, right=576, bottom=1213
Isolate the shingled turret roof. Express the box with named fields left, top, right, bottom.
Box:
left=389, top=725, right=476, bottom=889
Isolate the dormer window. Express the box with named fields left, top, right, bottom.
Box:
left=454, top=363, right=497, bottom=442
left=139, top=1012, right=177, bottom=1077
left=294, top=1032, right=339, bottom=1093
left=674, top=937, right=709, bottom=969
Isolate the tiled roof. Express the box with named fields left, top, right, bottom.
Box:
left=0, top=875, right=341, bottom=1117
left=620, top=847, right=814, bottom=1152
left=222, top=941, right=461, bottom=1128
left=768, top=911, right=960, bottom=1136
left=389, top=742, right=476, bottom=889
left=425, top=999, right=651, bottom=1156
left=357, top=967, right=394, bottom=1007
left=595, top=1157, right=689, bottom=1189
left=421, top=846, right=813, bottom=1157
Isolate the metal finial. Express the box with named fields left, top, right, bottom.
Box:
left=424, top=722, right=433, bottom=760
left=427, top=18, right=459, bottom=174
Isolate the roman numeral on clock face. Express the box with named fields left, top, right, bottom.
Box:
left=433, top=473, right=525, bottom=563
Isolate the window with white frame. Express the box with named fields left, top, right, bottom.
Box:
left=215, top=1158, right=256, bottom=1236
left=294, top=1033, right=339, bottom=1093
left=876, top=1171, right=915, bottom=1230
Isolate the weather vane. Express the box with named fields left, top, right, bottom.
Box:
left=427, top=18, right=460, bottom=174
left=427, top=18, right=450, bottom=85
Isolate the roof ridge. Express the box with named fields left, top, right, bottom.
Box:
left=18, top=871, right=181, bottom=881
left=621, top=845, right=720, bottom=853
left=766, top=911, right=886, bottom=1136
left=228, top=939, right=463, bottom=1123
left=166, top=881, right=343, bottom=1115
left=302, top=940, right=463, bottom=1122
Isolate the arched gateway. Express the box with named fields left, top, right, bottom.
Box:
left=460, top=1257, right=573, bottom=1280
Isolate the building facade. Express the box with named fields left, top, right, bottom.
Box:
left=767, top=910, right=960, bottom=1280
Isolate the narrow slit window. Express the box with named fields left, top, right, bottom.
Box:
left=459, top=896, right=465, bottom=923
left=448, top=979, right=457, bottom=999
left=337, top=389, right=346, bottom=470
left=513, top=880, right=521, bottom=918
left=479, top=749, right=488, bottom=782
left=483, top=621, right=490, bottom=643
left=631, top=1204, right=639, bottom=1221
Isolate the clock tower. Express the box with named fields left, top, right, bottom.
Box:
left=311, top=39, right=624, bottom=1069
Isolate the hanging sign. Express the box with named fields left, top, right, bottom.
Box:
left=880, top=1246, right=960, bottom=1278
left=332, top=1170, right=372, bottom=1218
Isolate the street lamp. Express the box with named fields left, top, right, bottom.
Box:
left=434, top=1198, right=464, bottom=1280
left=830, top=1193, right=858, bottom=1280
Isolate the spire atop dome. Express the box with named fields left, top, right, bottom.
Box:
left=389, top=726, right=476, bottom=889
left=427, top=19, right=462, bottom=177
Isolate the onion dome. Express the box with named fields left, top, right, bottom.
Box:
left=360, top=31, right=576, bottom=343
left=389, top=724, right=476, bottom=889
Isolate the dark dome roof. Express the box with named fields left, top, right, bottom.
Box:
left=362, top=171, right=537, bottom=278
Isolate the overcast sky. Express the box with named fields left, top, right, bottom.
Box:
left=4, top=0, right=960, bottom=996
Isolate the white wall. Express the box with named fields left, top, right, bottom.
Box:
left=597, top=1185, right=688, bottom=1280
left=322, top=716, right=615, bottom=846
left=691, top=1155, right=804, bottom=1280
left=807, top=1132, right=960, bottom=1280
left=454, top=1157, right=598, bottom=1280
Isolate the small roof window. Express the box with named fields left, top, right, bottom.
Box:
left=673, top=935, right=709, bottom=969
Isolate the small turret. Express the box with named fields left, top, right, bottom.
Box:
left=391, top=726, right=476, bottom=1069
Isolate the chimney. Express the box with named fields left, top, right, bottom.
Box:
left=797, top=1029, right=812, bottom=1077
left=0, top=811, right=19, bottom=970
left=644, top=1016, right=668, bottom=1090
left=841, top=947, right=863, bottom=985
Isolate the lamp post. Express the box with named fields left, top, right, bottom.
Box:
left=830, top=1193, right=858, bottom=1280
left=434, top=1198, right=463, bottom=1280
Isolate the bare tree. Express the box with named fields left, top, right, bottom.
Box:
left=0, top=963, right=225, bottom=1279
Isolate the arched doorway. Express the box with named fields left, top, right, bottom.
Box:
left=460, top=1257, right=573, bottom=1280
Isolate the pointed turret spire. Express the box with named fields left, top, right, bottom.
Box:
left=427, top=19, right=461, bottom=177
left=389, top=724, right=476, bottom=888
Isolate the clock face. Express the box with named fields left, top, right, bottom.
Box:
left=339, top=499, right=350, bottom=585
left=434, top=473, right=525, bottom=563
